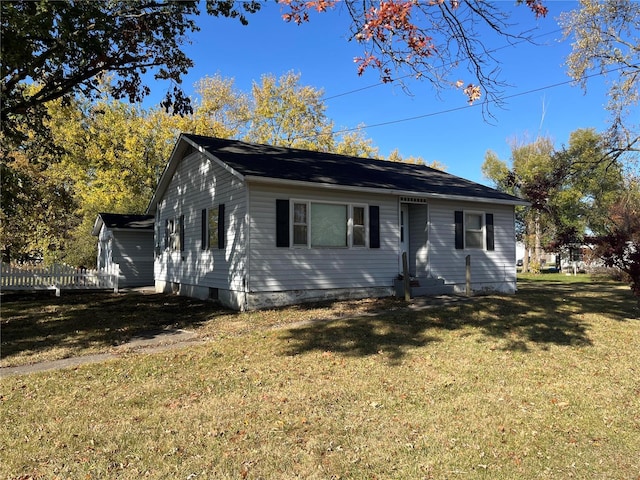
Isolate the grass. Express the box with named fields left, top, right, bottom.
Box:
left=0, top=290, right=390, bottom=368
left=1, top=277, right=639, bottom=479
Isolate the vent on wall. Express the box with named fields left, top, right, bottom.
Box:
left=400, top=197, right=429, bottom=204
left=209, top=287, right=219, bottom=300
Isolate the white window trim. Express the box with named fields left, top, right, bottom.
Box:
left=464, top=210, right=485, bottom=250
left=292, top=201, right=309, bottom=248
left=350, top=204, right=369, bottom=248
left=290, top=199, right=369, bottom=249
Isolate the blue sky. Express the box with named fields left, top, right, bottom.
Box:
left=152, top=1, right=615, bottom=185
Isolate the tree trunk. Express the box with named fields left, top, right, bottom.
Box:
left=534, top=211, right=542, bottom=272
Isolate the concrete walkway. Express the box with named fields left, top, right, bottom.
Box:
left=0, top=328, right=202, bottom=378
left=1, top=294, right=475, bottom=378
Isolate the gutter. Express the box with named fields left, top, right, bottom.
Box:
left=243, top=175, right=530, bottom=207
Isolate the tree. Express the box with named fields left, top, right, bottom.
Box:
left=548, top=129, right=623, bottom=244
left=58, top=99, right=179, bottom=267
left=559, top=0, right=640, bottom=163
left=387, top=148, right=446, bottom=170
left=0, top=88, right=82, bottom=264
left=589, top=177, right=640, bottom=305
left=483, top=136, right=556, bottom=272
left=331, top=129, right=380, bottom=158
left=483, top=129, right=624, bottom=272
left=176, top=74, right=251, bottom=139
left=2, top=0, right=552, bottom=153
left=246, top=71, right=335, bottom=150
left=1, top=72, right=385, bottom=265
left=281, top=0, right=548, bottom=109
left=0, top=151, right=76, bottom=264
left=0, top=87, right=180, bottom=266
left=0, top=0, right=261, bottom=147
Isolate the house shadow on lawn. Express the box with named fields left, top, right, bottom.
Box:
left=0, top=290, right=229, bottom=365
left=280, top=279, right=637, bottom=362
left=279, top=310, right=443, bottom=364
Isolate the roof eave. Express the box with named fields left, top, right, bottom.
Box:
left=108, top=227, right=155, bottom=232
left=244, top=175, right=529, bottom=207
left=146, top=134, right=245, bottom=215
left=91, top=215, right=104, bottom=236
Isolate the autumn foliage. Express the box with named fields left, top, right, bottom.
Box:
left=280, top=0, right=547, bottom=103
left=589, top=185, right=640, bottom=303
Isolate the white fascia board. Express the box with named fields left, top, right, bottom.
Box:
left=145, top=136, right=189, bottom=215
left=244, top=175, right=530, bottom=207
left=181, top=136, right=245, bottom=182
left=91, top=215, right=104, bottom=237
left=145, top=135, right=246, bottom=215
left=206, top=153, right=246, bottom=182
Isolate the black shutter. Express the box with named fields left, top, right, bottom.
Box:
left=455, top=211, right=464, bottom=250
left=201, top=209, right=207, bottom=250
left=218, top=204, right=225, bottom=249
left=486, top=213, right=494, bottom=251
left=179, top=214, right=185, bottom=252
left=276, top=199, right=289, bottom=247
left=369, top=205, right=380, bottom=249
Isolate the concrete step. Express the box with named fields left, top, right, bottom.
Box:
left=394, top=276, right=455, bottom=297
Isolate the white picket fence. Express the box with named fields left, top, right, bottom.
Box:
left=1, top=263, right=119, bottom=296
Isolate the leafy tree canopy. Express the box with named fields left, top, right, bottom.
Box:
left=560, top=0, right=640, bottom=162
left=589, top=176, right=640, bottom=304
left=1, top=72, right=387, bottom=265
left=0, top=0, right=261, bottom=147
left=482, top=130, right=623, bottom=271
left=1, top=0, right=551, bottom=152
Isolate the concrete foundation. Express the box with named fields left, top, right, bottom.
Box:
left=156, top=280, right=393, bottom=311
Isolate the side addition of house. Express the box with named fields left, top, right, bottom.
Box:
left=92, top=213, right=155, bottom=288
left=146, top=134, right=527, bottom=310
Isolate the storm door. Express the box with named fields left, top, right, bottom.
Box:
left=400, top=203, right=410, bottom=274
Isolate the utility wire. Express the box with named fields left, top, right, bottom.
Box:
left=323, top=28, right=565, bottom=101
left=319, top=64, right=630, bottom=139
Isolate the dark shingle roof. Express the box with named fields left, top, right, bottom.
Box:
left=184, top=134, right=523, bottom=204
left=97, top=213, right=154, bottom=230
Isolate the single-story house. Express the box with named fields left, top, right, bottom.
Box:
left=146, top=133, right=528, bottom=310
left=92, top=213, right=155, bottom=287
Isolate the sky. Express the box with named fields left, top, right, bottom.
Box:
left=147, top=1, right=616, bottom=186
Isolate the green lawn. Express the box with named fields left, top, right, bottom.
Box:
left=1, top=277, right=638, bottom=479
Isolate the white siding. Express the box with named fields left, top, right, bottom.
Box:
left=247, top=183, right=400, bottom=293
left=428, top=199, right=517, bottom=293
left=154, top=151, right=247, bottom=295
left=152, top=148, right=518, bottom=307
left=96, top=225, right=111, bottom=271
left=111, top=230, right=154, bottom=287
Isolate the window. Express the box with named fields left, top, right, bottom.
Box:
left=352, top=206, right=366, bottom=247
left=288, top=200, right=368, bottom=248
left=201, top=205, right=225, bottom=250
left=455, top=211, right=495, bottom=251
left=311, top=203, right=347, bottom=247
left=293, top=203, right=308, bottom=246
left=165, top=216, right=183, bottom=251
left=465, top=213, right=484, bottom=249
left=208, top=208, right=219, bottom=248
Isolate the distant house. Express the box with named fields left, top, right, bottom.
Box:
left=146, top=134, right=527, bottom=310
left=92, top=213, right=155, bottom=287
